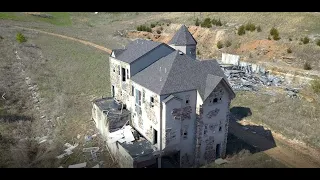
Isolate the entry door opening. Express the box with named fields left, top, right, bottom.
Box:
left=216, top=143, right=221, bottom=159
left=153, top=128, right=158, bottom=144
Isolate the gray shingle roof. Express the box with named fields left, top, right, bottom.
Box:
left=113, top=49, right=126, bottom=57
left=131, top=50, right=233, bottom=101
left=169, top=25, right=197, bottom=46
left=115, top=39, right=162, bottom=64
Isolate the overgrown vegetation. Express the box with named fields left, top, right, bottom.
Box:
left=136, top=25, right=152, bottom=32
left=301, top=36, right=310, bottom=44
left=225, top=40, right=232, bottom=47
left=201, top=18, right=212, bottom=28
left=238, top=25, right=246, bottom=36
left=270, top=27, right=280, bottom=40
left=195, top=18, right=200, bottom=26
left=217, top=41, right=223, bottom=49
left=287, top=48, right=292, bottom=53
left=211, top=18, right=222, bottom=26
left=311, top=78, right=320, bottom=94
left=303, top=62, right=312, bottom=70
left=16, top=32, right=27, bottom=43
left=245, top=22, right=256, bottom=32
left=256, top=25, right=262, bottom=32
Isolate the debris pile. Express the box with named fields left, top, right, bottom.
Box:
left=221, top=64, right=285, bottom=92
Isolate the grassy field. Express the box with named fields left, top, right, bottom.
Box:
left=204, top=134, right=287, bottom=168
left=0, top=12, right=71, bottom=26
left=231, top=89, right=320, bottom=149
left=0, top=26, right=116, bottom=167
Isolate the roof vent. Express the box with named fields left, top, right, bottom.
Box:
left=179, top=51, right=183, bottom=55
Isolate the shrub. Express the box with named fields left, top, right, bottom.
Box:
left=270, top=27, right=278, bottom=36
left=273, top=33, right=281, bottom=40
left=217, top=41, right=223, bottom=49
left=256, top=25, right=262, bottom=32
left=289, top=37, right=292, bottom=41
left=267, top=36, right=271, bottom=40
left=225, top=40, right=232, bottom=47
left=303, top=62, right=312, bottom=70
left=311, top=78, right=320, bottom=94
left=0, top=35, right=3, bottom=39
left=287, top=48, right=292, bottom=53
left=150, top=23, right=156, bottom=28
left=270, top=27, right=280, bottom=40
left=316, top=39, right=320, bottom=46
left=245, top=22, right=256, bottom=32
left=160, top=27, right=163, bottom=31
left=156, top=29, right=161, bottom=34
left=136, top=25, right=152, bottom=32
left=302, top=36, right=309, bottom=44
left=238, top=25, right=246, bottom=36
left=201, top=18, right=212, bottom=28
left=197, top=50, right=200, bottom=55
left=195, top=18, right=200, bottom=26
left=16, top=32, right=27, bottom=43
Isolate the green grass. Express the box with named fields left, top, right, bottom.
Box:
left=231, top=91, right=320, bottom=148
left=205, top=152, right=286, bottom=168
left=0, top=12, right=71, bottom=26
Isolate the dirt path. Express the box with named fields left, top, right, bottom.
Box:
left=13, top=26, right=112, bottom=54
left=229, top=121, right=320, bottom=168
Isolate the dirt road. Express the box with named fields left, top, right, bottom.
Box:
left=229, top=121, right=320, bottom=168
left=13, top=26, right=112, bottom=54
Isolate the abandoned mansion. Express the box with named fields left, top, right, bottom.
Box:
left=91, top=25, right=235, bottom=168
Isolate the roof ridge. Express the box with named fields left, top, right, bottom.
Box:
left=158, top=51, right=180, bottom=93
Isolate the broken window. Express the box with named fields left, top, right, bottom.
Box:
left=135, top=89, right=141, bottom=106
left=150, top=96, right=154, bottom=108
left=182, top=125, right=188, bottom=140
left=127, top=69, right=129, bottom=79
left=122, top=68, right=126, bottom=82
left=185, top=95, right=190, bottom=105
left=131, top=86, right=134, bottom=96
left=142, top=89, right=145, bottom=103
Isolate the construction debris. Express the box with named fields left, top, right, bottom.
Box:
left=83, top=147, right=100, bottom=153
left=108, top=125, right=135, bottom=143
left=221, top=64, right=286, bottom=92
left=64, top=143, right=79, bottom=153
left=68, top=162, right=87, bottom=168
left=57, top=150, right=73, bottom=159
left=92, top=164, right=100, bottom=168
left=215, top=158, right=229, bottom=165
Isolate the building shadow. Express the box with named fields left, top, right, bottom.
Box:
left=225, top=106, right=276, bottom=157
left=0, top=114, right=33, bottom=123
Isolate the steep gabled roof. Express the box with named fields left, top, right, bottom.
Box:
left=115, top=39, right=162, bottom=64
left=169, top=25, right=197, bottom=46
left=131, top=50, right=234, bottom=101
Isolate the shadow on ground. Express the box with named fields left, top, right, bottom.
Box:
left=226, top=106, right=276, bottom=156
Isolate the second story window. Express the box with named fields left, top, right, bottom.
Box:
left=135, top=89, right=141, bottom=106
left=127, top=69, right=129, bottom=79
left=122, top=68, right=126, bottom=82
left=150, top=96, right=154, bottom=108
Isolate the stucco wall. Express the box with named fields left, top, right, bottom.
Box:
left=160, top=90, right=197, bottom=167
left=195, top=82, right=231, bottom=166
left=130, top=82, right=161, bottom=149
